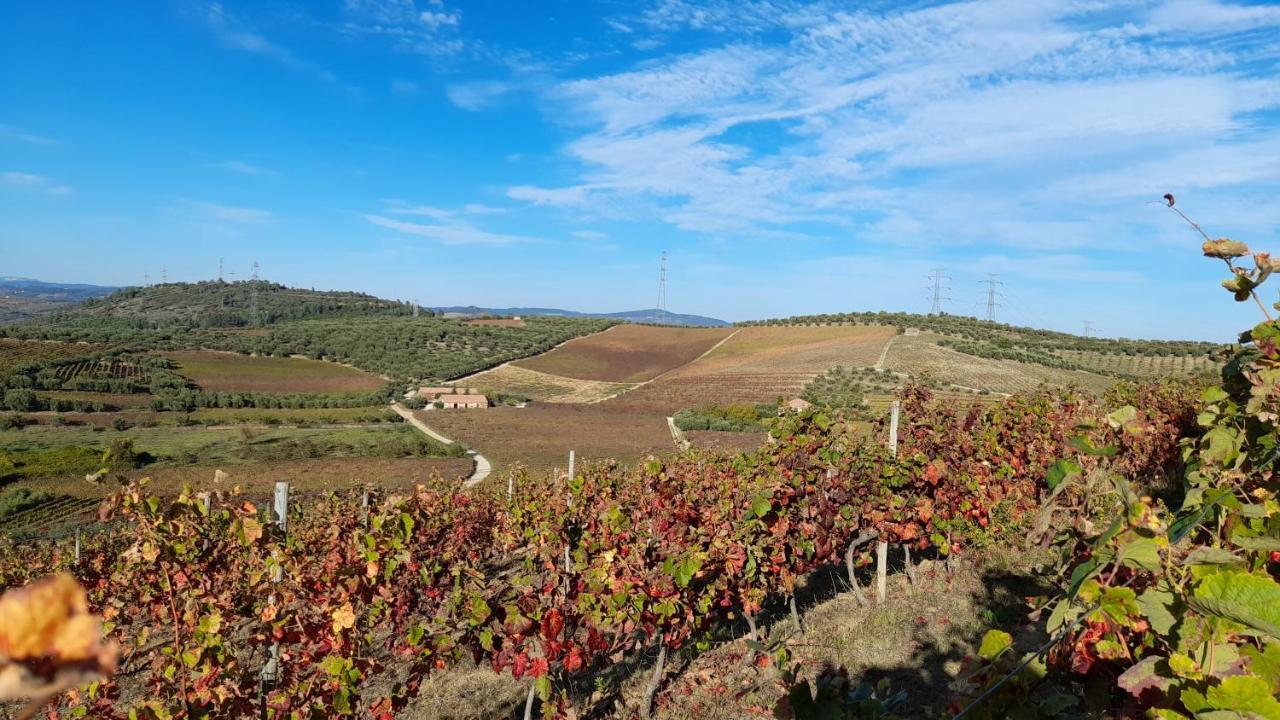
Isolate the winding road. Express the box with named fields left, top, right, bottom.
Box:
left=390, top=403, right=492, bottom=488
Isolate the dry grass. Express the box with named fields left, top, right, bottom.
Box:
left=421, top=405, right=673, bottom=477
left=515, top=325, right=734, bottom=383
left=163, top=351, right=388, bottom=393
left=469, top=364, right=635, bottom=403
left=883, top=334, right=1114, bottom=395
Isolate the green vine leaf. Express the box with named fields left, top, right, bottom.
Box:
left=1189, top=571, right=1280, bottom=640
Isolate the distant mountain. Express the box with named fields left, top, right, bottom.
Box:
left=435, top=306, right=730, bottom=327
left=0, top=277, right=119, bottom=324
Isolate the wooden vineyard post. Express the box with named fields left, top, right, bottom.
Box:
left=564, top=451, right=575, bottom=596
left=273, top=481, right=289, bottom=535
left=876, top=538, right=888, bottom=604
left=74, top=528, right=81, bottom=565
left=888, top=400, right=900, bottom=457
left=876, top=400, right=899, bottom=604
left=361, top=488, right=369, bottom=529
left=260, top=481, right=288, bottom=718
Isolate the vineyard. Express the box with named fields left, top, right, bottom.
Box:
left=0, top=339, right=101, bottom=375
left=0, top=376, right=1203, bottom=719
left=4, top=207, right=1280, bottom=718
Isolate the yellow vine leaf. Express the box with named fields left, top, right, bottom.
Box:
left=0, top=574, right=118, bottom=700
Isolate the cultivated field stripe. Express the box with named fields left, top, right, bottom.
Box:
left=447, top=324, right=621, bottom=384
left=587, top=328, right=743, bottom=404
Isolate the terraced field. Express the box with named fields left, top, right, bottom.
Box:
left=883, top=334, right=1115, bottom=395
left=514, top=325, right=734, bottom=383
left=467, top=364, right=634, bottom=403
left=164, top=351, right=388, bottom=393
left=603, top=325, right=897, bottom=414
left=1051, top=349, right=1219, bottom=377
left=0, top=338, right=101, bottom=374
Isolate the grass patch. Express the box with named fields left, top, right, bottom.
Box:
left=0, top=424, right=463, bottom=482
left=163, top=351, right=388, bottom=393
left=0, top=487, right=54, bottom=521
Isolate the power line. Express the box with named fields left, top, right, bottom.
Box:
left=924, top=268, right=952, bottom=315
left=1082, top=320, right=1095, bottom=338
left=981, top=274, right=1004, bottom=322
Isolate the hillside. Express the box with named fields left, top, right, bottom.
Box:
left=435, top=305, right=730, bottom=327
left=60, top=280, right=416, bottom=328
left=0, top=277, right=118, bottom=324
left=745, top=311, right=1223, bottom=379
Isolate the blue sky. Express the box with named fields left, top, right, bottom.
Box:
left=3, top=0, right=1280, bottom=340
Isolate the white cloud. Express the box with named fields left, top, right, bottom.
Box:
left=2, top=171, right=72, bottom=195
left=209, top=160, right=279, bottom=177
left=507, top=0, right=1280, bottom=247
left=365, top=214, right=538, bottom=245
left=571, top=230, right=608, bottom=240
left=382, top=199, right=510, bottom=217
left=0, top=125, right=62, bottom=147
left=446, top=80, right=513, bottom=110
left=340, top=0, right=465, bottom=56
left=191, top=200, right=272, bottom=224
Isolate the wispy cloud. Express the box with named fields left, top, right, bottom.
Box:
left=509, top=0, right=1280, bottom=247
left=571, top=230, right=608, bottom=240
left=203, top=2, right=337, bottom=83
left=2, top=171, right=72, bottom=195
left=382, top=199, right=511, bottom=218
left=365, top=214, right=537, bottom=245
left=340, top=0, right=465, bottom=56
left=208, top=160, right=279, bottom=177
left=445, top=80, right=513, bottom=110
left=190, top=200, right=273, bottom=224
left=0, top=125, right=63, bottom=147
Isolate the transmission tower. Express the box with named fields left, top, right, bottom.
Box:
left=924, top=268, right=952, bottom=315
left=1083, top=320, right=1095, bottom=338
left=413, top=298, right=420, bottom=318
left=143, top=270, right=149, bottom=287
left=250, top=261, right=260, bottom=325
left=981, top=274, right=1004, bottom=322
left=218, top=257, right=224, bottom=282
left=161, top=267, right=167, bottom=284
left=656, top=251, right=668, bottom=318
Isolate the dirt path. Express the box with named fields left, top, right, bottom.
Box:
left=389, top=403, right=491, bottom=487
left=588, top=328, right=743, bottom=404
left=874, top=334, right=897, bottom=370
